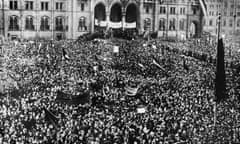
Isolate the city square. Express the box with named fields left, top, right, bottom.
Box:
left=0, top=0, right=240, bottom=143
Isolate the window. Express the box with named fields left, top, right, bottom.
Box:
left=230, top=11, right=233, bottom=16
left=159, top=6, right=166, bottom=14
left=9, top=16, right=19, bottom=31
left=179, top=19, right=185, bottom=30
left=169, top=18, right=176, bottom=30
left=81, top=3, right=85, bottom=11
left=25, top=16, right=34, bottom=30
left=180, top=7, right=185, bottom=15
left=170, top=7, right=176, bottom=14
left=229, top=19, right=233, bottom=27
left=146, top=6, right=150, bottom=13
left=223, top=11, right=227, bottom=16
left=237, top=19, right=240, bottom=27
left=41, top=2, right=49, bottom=11
left=55, top=17, right=64, bottom=31
left=9, top=0, right=18, bottom=10
left=192, top=7, right=197, bottom=15
left=159, top=18, right=166, bottom=31
left=40, top=16, right=50, bottom=31
left=237, top=12, right=240, bottom=16
left=144, top=18, right=151, bottom=30
left=78, top=17, right=87, bottom=31
left=224, top=2, right=228, bottom=8
left=25, top=1, right=33, bottom=10
left=56, top=2, right=64, bottom=11
left=209, top=20, right=213, bottom=26
left=223, top=19, right=226, bottom=26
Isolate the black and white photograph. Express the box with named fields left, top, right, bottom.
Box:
left=0, top=0, right=240, bottom=143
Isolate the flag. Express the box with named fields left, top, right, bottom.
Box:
left=43, top=108, right=59, bottom=128
left=56, top=90, right=89, bottom=105
left=199, top=0, right=207, bottom=16
left=215, top=38, right=227, bottom=102
left=125, top=86, right=139, bottom=96
left=10, top=89, right=24, bottom=99
left=138, top=63, right=145, bottom=69
left=62, top=48, right=70, bottom=61
left=152, top=57, right=166, bottom=72
left=183, top=59, right=189, bottom=71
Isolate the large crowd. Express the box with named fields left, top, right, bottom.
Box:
left=0, top=35, right=240, bottom=144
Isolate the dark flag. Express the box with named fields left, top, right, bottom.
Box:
left=10, top=89, right=24, bottom=99
left=62, top=48, right=70, bottom=61
left=43, top=108, right=59, bottom=128
left=22, top=119, right=36, bottom=130
left=215, top=38, right=227, bottom=102
left=56, top=90, right=89, bottom=105
left=183, top=59, right=189, bottom=71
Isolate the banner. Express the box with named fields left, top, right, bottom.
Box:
left=109, top=22, right=122, bottom=29
left=113, top=46, right=119, bottom=53
left=94, top=19, right=108, bottom=27
left=137, top=107, right=147, bottom=114
left=124, top=22, right=137, bottom=29
left=100, top=21, right=107, bottom=27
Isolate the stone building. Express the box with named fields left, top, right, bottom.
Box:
left=0, top=0, right=207, bottom=40
left=204, top=0, right=240, bottom=36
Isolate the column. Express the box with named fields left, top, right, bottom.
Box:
left=90, top=0, right=94, bottom=33
left=106, top=11, right=110, bottom=30
left=36, top=1, right=39, bottom=39
left=122, top=7, right=126, bottom=30
left=20, top=0, right=24, bottom=41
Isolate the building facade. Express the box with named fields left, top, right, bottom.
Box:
left=0, top=0, right=206, bottom=40
left=204, top=0, right=240, bottom=36
left=203, top=0, right=240, bottom=47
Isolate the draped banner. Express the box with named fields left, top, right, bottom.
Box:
left=94, top=19, right=107, bottom=27
left=124, top=22, right=137, bottom=29
left=109, top=22, right=122, bottom=29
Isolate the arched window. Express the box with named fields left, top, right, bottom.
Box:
left=78, top=17, right=87, bottom=31
left=144, top=18, right=151, bottom=31
left=25, top=16, right=34, bottom=30
left=169, top=18, right=176, bottom=30
left=159, top=18, right=166, bottom=31
left=40, top=16, right=50, bottom=31
left=179, top=19, right=186, bottom=31
left=55, top=17, right=64, bottom=31
left=9, top=15, right=19, bottom=31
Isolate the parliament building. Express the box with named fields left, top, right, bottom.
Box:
left=0, top=0, right=207, bottom=40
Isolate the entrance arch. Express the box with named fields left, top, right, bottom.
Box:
left=126, top=3, right=138, bottom=23
left=110, top=3, right=122, bottom=22
left=190, top=21, right=198, bottom=38
left=94, top=3, right=106, bottom=21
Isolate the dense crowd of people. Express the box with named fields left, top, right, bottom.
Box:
left=0, top=36, right=240, bottom=143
